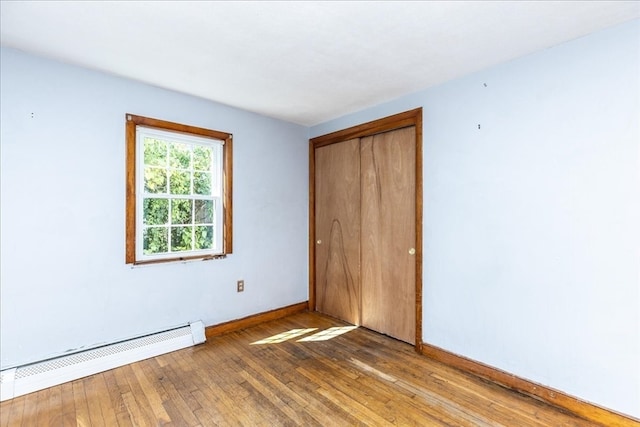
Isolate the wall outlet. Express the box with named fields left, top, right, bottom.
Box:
left=237, top=280, right=244, bottom=292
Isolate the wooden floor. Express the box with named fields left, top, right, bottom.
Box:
left=1, top=312, right=600, bottom=426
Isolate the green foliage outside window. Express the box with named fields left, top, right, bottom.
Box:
left=195, top=226, right=214, bottom=249
left=143, top=198, right=168, bottom=225
left=143, top=227, right=168, bottom=254
left=142, top=137, right=216, bottom=256
left=144, top=138, right=167, bottom=166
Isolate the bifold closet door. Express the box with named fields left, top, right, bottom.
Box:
left=315, top=138, right=361, bottom=325
left=360, top=127, right=416, bottom=344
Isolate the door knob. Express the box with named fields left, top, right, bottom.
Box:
left=317, top=240, right=322, bottom=245
left=408, top=248, right=416, bottom=255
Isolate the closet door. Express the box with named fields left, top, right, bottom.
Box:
left=360, top=127, right=416, bottom=344
left=315, top=139, right=361, bottom=325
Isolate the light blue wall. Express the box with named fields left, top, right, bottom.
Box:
left=0, top=47, right=309, bottom=369
left=312, top=19, right=640, bottom=418
left=2, top=18, right=638, bottom=420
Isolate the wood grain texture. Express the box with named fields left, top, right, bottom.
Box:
left=314, top=139, right=361, bottom=325
left=360, top=127, right=416, bottom=344
left=413, top=110, right=424, bottom=348
left=308, top=140, right=317, bottom=312
left=126, top=114, right=231, bottom=141
left=309, top=108, right=423, bottom=350
left=223, top=135, right=233, bottom=254
left=1, top=312, right=606, bottom=426
left=420, top=341, right=640, bottom=427
left=204, top=301, right=308, bottom=339
left=310, top=108, right=422, bottom=148
left=124, top=117, right=137, bottom=264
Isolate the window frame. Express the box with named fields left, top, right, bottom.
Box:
left=126, top=114, right=233, bottom=265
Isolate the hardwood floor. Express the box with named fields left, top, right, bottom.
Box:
left=1, top=312, right=601, bottom=426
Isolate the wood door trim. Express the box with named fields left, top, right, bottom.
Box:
left=308, top=139, right=317, bottom=312
left=414, top=110, right=423, bottom=350
left=310, top=109, right=422, bottom=147
left=309, top=108, right=423, bottom=351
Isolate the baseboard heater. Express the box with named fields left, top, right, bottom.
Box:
left=0, top=320, right=206, bottom=402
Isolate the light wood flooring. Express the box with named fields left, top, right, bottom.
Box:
left=1, top=312, right=601, bottom=426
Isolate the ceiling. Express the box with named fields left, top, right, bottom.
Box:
left=1, top=1, right=638, bottom=126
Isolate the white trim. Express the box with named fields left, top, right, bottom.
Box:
left=0, top=368, right=16, bottom=401
left=135, top=125, right=224, bottom=262
left=0, top=321, right=206, bottom=402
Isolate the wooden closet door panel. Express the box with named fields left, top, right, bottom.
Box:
left=315, top=139, right=361, bottom=325
left=361, top=127, right=416, bottom=343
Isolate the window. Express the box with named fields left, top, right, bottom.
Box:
left=126, top=114, right=232, bottom=264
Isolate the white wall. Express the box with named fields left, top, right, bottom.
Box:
left=312, top=19, right=640, bottom=418
left=0, top=47, right=309, bottom=369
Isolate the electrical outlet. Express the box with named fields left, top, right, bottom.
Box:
left=237, top=280, right=244, bottom=292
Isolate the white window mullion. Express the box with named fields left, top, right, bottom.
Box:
left=136, top=130, right=146, bottom=260
left=214, top=196, right=223, bottom=252
left=190, top=199, right=195, bottom=251
left=167, top=197, right=173, bottom=255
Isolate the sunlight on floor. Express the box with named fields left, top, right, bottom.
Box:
left=251, top=325, right=359, bottom=345
left=298, top=326, right=358, bottom=342
left=251, top=328, right=318, bottom=345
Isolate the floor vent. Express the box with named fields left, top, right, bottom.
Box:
left=0, top=320, right=205, bottom=401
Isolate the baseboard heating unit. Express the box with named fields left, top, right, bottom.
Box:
left=0, top=320, right=206, bottom=402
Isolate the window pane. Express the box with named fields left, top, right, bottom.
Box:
left=171, top=199, right=192, bottom=224
left=195, top=226, right=214, bottom=250
left=169, top=170, right=191, bottom=194
left=169, top=143, right=191, bottom=169
left=193, top=172, right=211, bottom=195
left=144, top=138, right=167, bottom=166
left=144, top=167, right=167, bottom=193
left=171, top=226, right=193, bottom=252
left=194, top=200, right=213, bottom=224
left=143, top=198, right=168, bottom=225
left=128, top=115, right=231, bottom=263
left=143, top=227, right=168, bottom=255
left=193, top=146, right=212, bottom=171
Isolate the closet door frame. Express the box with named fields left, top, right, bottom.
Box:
left=309, top=108, right=423, bottom=351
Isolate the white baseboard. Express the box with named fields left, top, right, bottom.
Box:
left=0, top=320, right=205, bottom=401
